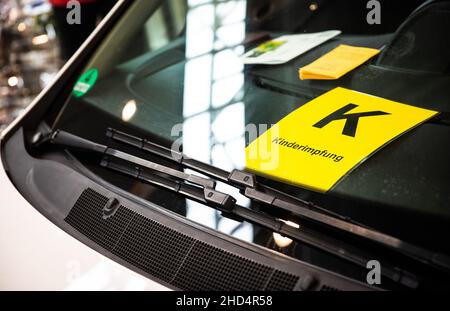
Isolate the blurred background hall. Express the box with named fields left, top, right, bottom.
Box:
left=0, top=0, right=116, bottom=132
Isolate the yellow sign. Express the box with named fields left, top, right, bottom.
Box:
left=245, top=87, right=438, bottom=192
left=299, top=45, right=380, bottom=80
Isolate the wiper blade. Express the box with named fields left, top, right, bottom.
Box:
left=38, top=129, right=419, bottom=287
left=106, top=128, right=353, bottom=220
left=106, top=127, right=450, bottom=273
left=100, top=157, right=237, bottom=214
left=100, top=155, right=417, bottom=289
left=45, top=129, right=234, bottom=212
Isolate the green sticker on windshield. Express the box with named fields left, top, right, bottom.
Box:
left=73, top=68, right=98, bottom=97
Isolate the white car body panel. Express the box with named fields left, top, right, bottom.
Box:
left=0, top=157, right=169, bottom=290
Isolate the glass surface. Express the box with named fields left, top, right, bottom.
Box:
left=51, top=0, right=449, bottom=287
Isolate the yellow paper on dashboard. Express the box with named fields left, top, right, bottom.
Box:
left=299, top=45, right=380, bottom=80
left=245, top=87, right=438, bottom=193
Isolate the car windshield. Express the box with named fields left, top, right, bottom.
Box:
left=48, top=0, right=450, bottom=286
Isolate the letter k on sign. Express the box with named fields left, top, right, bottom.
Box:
left=313, top=103, right=390, bottom=137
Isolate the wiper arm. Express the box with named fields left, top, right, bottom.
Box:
left=106, top=128, right=450, bottom=273
left=106, top=128, right=352, bottom=220
left=101, top=155, right=418, bottom=289
left=45, top=129, right=234, bottom=213
left=36, top=129, right=419, bottom=287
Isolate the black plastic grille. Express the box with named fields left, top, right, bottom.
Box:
left=172, top=242, right=273, bottom=290
left=65, top=188, right=304, bottom=290
left=65, top=188, right=134, bottom=250
left=320, top=285, right=341, bottom=291
left=265, top=270, right=299, bottom=291
left=113, top=213, right=195, bottom=283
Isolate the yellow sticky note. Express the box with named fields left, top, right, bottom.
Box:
left=299, top=45, right=380, bottom=80
left=245, top=87, right=438, bottom=192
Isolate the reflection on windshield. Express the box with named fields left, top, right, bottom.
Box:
left=56, top=0, right=450, bottom=287
left=54, top=0, right=441, bottom=291
left=182, top=0, right=252, bottom=242
left=121, top=99, right=137, bottom=122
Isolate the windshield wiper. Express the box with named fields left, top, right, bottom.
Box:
left=35, top=128, right=421, bottom=288
left=101, top=157, right=422, bottom=288
left=105, top=128, right=450, bottom=274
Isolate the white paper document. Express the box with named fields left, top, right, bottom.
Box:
left=242, top=30, right=341, bottom=65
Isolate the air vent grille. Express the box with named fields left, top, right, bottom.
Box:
left=114, top=213, right=195, bottom=283
left=172, top=242, right=272, bottom=290
left=65, top=188, right=311, bottom=291
left=65, top=188, right=134, bottom=250
left=320, top=285, right=342, bottom=291
left=265, top=270, right=299, bottom=291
